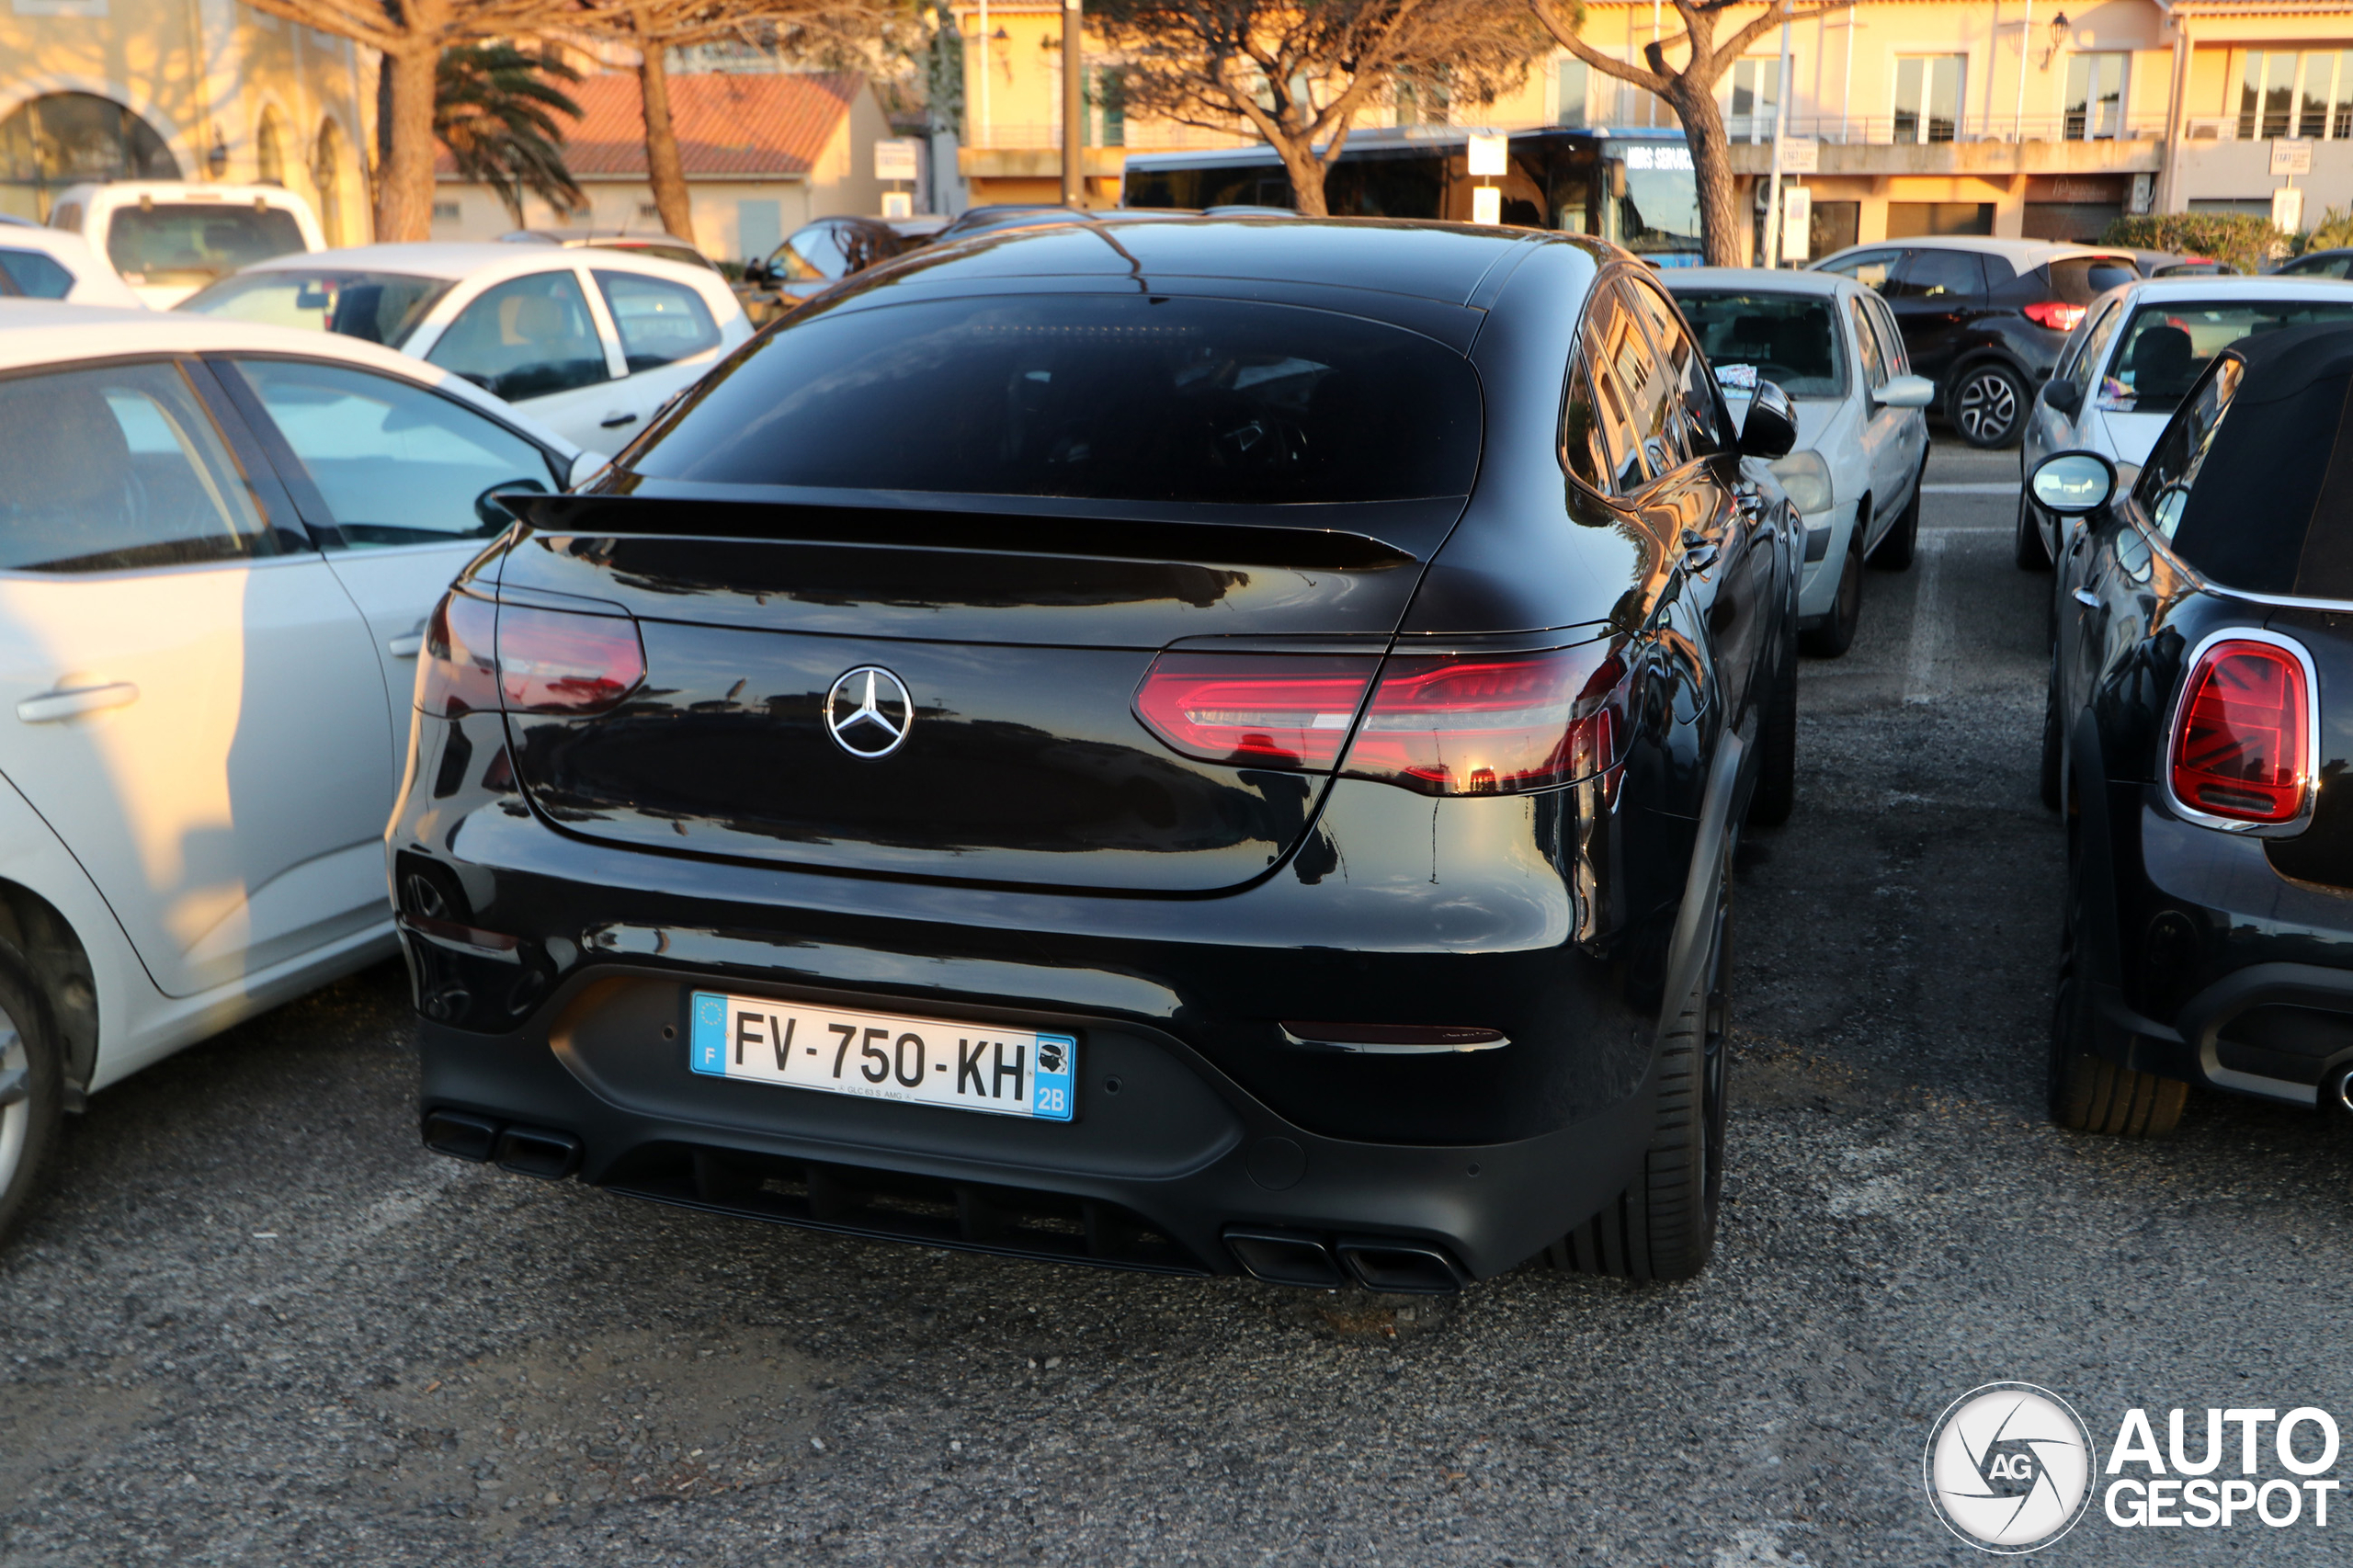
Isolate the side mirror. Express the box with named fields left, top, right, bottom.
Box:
left=1878, top=374, right=1936, bottom=410
left=568, top=449, right=612, bottom=491
left=475, top=476, right=548, bottom=528
left=2029, top=450, right=2116, bottom=516
left=2042, top=378, right=2084, bottom=416
left=1738, top=379, right=1798, bottom=460
left=741, top=258, right=769, bottom=287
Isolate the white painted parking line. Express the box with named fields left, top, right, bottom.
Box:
left=1904, top=532, right=1948, bottom=705
left=1920, top=482, right=2021, bottom=494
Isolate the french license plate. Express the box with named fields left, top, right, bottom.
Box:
left=688, top=991, right=1075, bottom=1121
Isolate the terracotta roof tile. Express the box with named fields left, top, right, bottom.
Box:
left=438, top=71, right=858, bottom=179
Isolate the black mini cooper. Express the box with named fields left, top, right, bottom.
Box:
left=2040, top=324, right=2353, bottom=1135
left=391, top=218, right=1802, bottom=1289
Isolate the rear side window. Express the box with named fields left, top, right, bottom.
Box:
left=593, top=270, right=721, bottom=372
left=0, top=360, right=285, bottom=572
left=633, top=294, right=1481, bottom=504
left=2133, top=358, right=2243, bottom=542
left=228, top=358, right=559, bottom=547
left=0, top=248, right=74, bottom=298
left=1893, top=250, right=1985, bottom=301
left=2049, top=256, right=2138, bottom=305
left=426, top=270, right=611, bottom=401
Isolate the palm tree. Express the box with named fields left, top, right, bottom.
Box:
left=436, top=42, right=587, bottom=227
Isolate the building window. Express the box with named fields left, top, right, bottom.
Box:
left=0, top=92, right=178, bottom=222
left=1557, top=58, right=1589, bottom=128
left=2234, top=50, right=2353, bottom=141
left=1894, top=55, right=1962, bottom=144
left=639, top=203, right=661, bottom=220
left=2064, top=53, right=2127, bottom=140
left=432, top=201, right=460, bottom=221
left=1727, top=58, right=1779, bottom=144
left=1095, top=68, right=1125, bottom=146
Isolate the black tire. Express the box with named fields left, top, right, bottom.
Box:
left=1950, top=362, right=2029, bottom=449
left=2014, top=488, right=2052, bottom=570
left=1869, top=472, right=1921, bottom=571
left=1747, top=654, right=1798, bottom=826
left=1800, top=540, right=1861, bottom=658
left=2039, top=642, right=2064, bottom=811
left=1549, top=863, right=1730, bottom=1281
left=2049, top=971, right=2186, bottom=1137
left=0, top=949, right=63, bottom=1249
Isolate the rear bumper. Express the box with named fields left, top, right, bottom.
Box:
left=2089, top=798, right=2353, bottom=1106
left=414, top=963, right=1658, bottom=1284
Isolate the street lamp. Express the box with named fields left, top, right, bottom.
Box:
left=2040, top=11, right=2070, bottom=70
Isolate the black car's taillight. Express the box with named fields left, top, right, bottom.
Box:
left=1341, top=646, right=1632, bottom=796
left=2168, top=638, right=2312, bottom=825
left=415, top=591, right=646, bottom=718
left=2022, top=300, right=2088, bottom=333
left=1133, top=642, right=1632, bottom=798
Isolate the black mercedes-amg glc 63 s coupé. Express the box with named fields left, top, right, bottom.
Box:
left=391, top=217, right=1802, bottom=1289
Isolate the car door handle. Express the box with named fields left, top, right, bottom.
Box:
left=2071, top=587, right=2100, bottom=608
left=16, top=680, right=138, bottom=723
left=1680, top=528, right=1722, bottom=569
left=386, top=631, right=425, bottom=659
left=598, top=413, right=640, bottom=429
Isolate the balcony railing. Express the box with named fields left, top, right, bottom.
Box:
left=965, top=121, right=1246, bottom=151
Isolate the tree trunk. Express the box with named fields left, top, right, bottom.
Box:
left=1665, top=79, right=1743, bottom=267
left=1274, top=141, right=1329, bottom=217
left=377, top=44, right=440, bottom=243
left=638, top=32, right=696, bottom=244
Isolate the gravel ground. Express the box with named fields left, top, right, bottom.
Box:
left=7, top=438, right=2353, bottom=1566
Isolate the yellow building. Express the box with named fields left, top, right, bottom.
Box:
left=0, top=0, right=371, bottom=244
left=959, top=0, right=2353, bottom=254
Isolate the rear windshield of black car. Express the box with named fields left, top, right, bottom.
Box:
left=630, top=294, right=1482, bottom=503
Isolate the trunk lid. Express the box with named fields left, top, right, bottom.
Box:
left=492, top=493, right=1460, bottom=893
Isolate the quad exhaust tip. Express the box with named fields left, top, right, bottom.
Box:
left=421, top=1108, right=581, bottom=1180
left=1224, top=1226, right=1466, bottom=1293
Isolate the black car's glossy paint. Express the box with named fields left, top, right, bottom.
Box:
left=2053, top=463, right=2353, bottom=1111
left=391, top=219, right=1800, bottom=1283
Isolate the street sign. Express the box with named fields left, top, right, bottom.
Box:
left=1472, top=186, right=1503, bottom=225
left=881, top=191, right=915, bottom=220
left=1780, top=186, right=1812, bottom=261
left=1466, top=132, right=1507, bottom=177
left=2130, top=173, right=2154, bottom=215
left=2271, top=138, right=2313, bottom=176
left=875, top=139, right=921, bottom=182
left=2274, top=184, right=2307, bottom=233
left=1779, top=140, right=1819, bottom=175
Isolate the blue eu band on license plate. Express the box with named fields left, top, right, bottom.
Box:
left=688, top=991, right=1074, bottom=1121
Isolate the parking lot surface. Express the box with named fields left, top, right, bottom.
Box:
left=6, top=438, right=2351, bottom=1566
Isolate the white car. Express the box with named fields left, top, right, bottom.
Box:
left=0, top=301, right=585, bottom=1244
left=175, top=243, right=754, bottom=454
left=2017, top=275, right=2353, bottom=568
left=45, top=182, right=324, bottom=309
left=0, top=220, right=144, bottom=308
left=1666, top=268, right=1935, bottom=655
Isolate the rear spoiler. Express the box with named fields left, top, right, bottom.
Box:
left=502, top=494, right=1420, bottom=573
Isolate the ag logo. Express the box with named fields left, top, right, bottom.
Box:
left=1924, top=1382, right=2097, bottom=1554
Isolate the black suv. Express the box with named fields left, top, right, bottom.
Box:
left=390, top=218, right=1804, bottom=1290
left=1814, top=239, right=2141, bottom=449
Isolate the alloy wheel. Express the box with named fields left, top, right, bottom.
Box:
left=1954, top=369, right=2020, bottom=446
left=0, top=1012, right=28, bottom=1204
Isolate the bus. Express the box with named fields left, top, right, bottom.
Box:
left=1120, top=126, right=1705, bottom=265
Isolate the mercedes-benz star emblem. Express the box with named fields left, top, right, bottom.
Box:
left=824, top=665, right=914, bottom=758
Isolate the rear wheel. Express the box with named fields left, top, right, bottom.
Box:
left=2015, top=490, right=2052, bottom=569
left=1549, top=863, right=1730, bottom=1281
left=2049, top=971, right=2187, bottom=1137
left=0, top=952, right=62, bottom=1248
left=1869, top=471, right=1922, bottom=571
left=1951, top=362, right=2029, bottom=449
left=1802, top=536, right=1863, bottom=658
